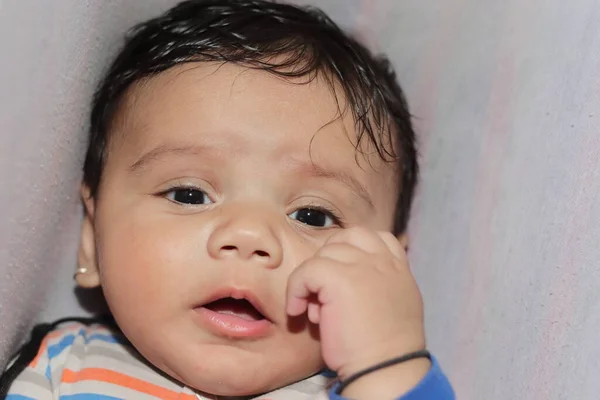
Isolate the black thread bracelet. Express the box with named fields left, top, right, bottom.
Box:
left=335, top=349, right=431, bottom=394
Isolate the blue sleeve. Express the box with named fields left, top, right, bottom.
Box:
left=328, top=356, right=455, bottom=400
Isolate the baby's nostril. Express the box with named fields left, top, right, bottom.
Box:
left=222, top=245, right=236, bottom=251
left=255, top=250, right=269, bottom=258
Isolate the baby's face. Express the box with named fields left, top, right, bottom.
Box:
left=83, top=62, right=398, bottom=396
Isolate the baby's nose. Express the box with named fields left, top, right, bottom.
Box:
left=207, top=210, right=283, bottom=268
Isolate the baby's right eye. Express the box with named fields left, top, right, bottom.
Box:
left=163, top=187, right=213, bottom=206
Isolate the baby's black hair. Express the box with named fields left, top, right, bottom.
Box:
left=84, top=0, right=418, bottom=234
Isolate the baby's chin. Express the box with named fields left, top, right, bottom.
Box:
left=156, top=347, right=321, bottom=397
left=187, top=375, right=282, bottom=397
left=174, top=364, right=307, bottom=397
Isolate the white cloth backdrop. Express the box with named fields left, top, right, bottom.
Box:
left=1, top=1, right=599, bottom=399
left=0, top=0, right=176, bottom=369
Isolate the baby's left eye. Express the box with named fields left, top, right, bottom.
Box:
left=163, top=187, right=212, bottom=206
left=288, top=208, right=337, bottom=228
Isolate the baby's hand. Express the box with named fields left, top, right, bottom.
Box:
left=286, top=227, right=430, bottom=397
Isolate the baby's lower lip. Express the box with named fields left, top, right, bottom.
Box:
left=194, top=307, right=273, bottom=338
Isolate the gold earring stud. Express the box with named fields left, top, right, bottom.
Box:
left=74, top=267, right=88, bottom=280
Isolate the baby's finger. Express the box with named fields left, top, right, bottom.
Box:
left=286, top=295, right=308, bottom=317
left=307, top=302, right=321, bottom=324
left=285, top=259, right=343, bottom=316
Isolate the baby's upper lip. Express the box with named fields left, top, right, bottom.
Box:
left=196, top=287, right=273, bottom=322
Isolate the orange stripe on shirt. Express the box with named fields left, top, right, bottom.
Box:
left=61, top=368, right=196, bottom=400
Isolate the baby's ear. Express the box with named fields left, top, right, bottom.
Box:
left=397, top=233, right=409, bottom=251
left=76, top=184, right=101, bottom=288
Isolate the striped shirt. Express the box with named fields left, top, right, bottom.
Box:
left=5, top=322, right=454, bottom=399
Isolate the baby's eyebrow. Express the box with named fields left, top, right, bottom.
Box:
left=129, top=144, right=210, bottom=172
left=294, top=161, right=375, bottom=210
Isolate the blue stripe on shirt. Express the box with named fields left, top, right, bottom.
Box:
left=85, top=333, right=128, bottom=346
left=47, top=334, right=76, bottom=360
left=46, top=329, right=129, bottom=362
left=48, top=329, right=129, bottom=362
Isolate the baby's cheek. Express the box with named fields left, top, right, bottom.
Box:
left=284, top=232, right=326, bottom=269
left=96, top=213, right=194, bottom=315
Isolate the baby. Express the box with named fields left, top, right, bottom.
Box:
left=2, top=0, right=454, bottom=399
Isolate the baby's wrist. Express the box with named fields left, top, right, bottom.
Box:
left=338, top=353, right=431, bottom=399
left=337, top=335, right=426, bottom=380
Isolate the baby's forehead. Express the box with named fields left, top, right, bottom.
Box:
left=113, top=62, right=387, bottom=161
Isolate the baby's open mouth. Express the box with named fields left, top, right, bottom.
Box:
left=194, top=291, right=274, bottom=338
left=203, top=297, right=266, bottom=322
